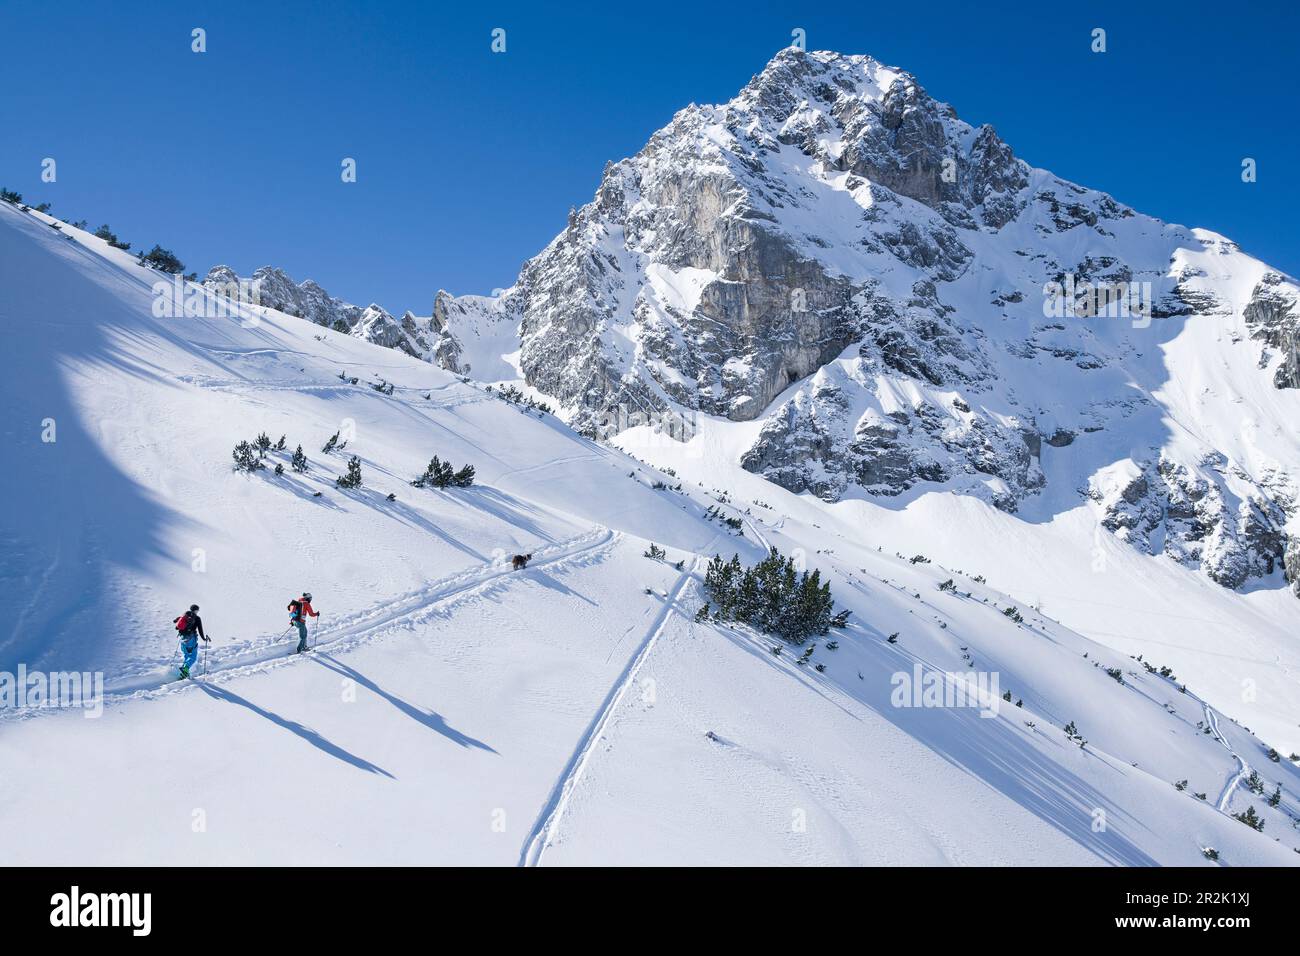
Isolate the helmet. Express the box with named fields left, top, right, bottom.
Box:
left=190, top=604, right=200, bottom=612
left=302, top=592, right=312, bottom=601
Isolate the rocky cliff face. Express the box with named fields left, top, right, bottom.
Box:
left=201, top=265, right=433, bottom=358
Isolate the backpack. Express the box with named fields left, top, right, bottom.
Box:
left=287, top=599, right=302, bottom=621
left=174, top=611, right=193, bottom=634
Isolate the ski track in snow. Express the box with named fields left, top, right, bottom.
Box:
left=519, top=555, right=702, bottom=867
left=0, top=527, right=620, bottom=720
left=1205, top=702, right=1251, bottom=813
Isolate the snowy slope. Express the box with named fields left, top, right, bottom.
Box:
left=2, top=202, right=1298, bottom=866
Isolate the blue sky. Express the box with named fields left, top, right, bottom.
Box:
left=3, top=1, right=1296, bottom=314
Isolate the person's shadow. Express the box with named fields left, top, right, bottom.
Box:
left=311, top=652, right=498, bottom=754
left=197, top=681, right=395, bottom=777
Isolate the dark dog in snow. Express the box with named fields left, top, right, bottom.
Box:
left=511, top=553, right=533, bottom=570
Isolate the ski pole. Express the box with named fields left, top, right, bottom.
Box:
left=203, top=638, right=209, bottom=678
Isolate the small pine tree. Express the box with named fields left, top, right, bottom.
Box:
left=254, top=432, right=272, bottom=456
left=232, top=440, right=263, bottom=472
left=643, top=543, right=666, bottom=560
left=1232, top=806, right=1264, bottom=831
left=274, top=435, right=287, bottom=451
left=694, top=604, right=710, bottom=622
left=291, top=445, right=308, bottom=473
left=274, top=462, right=284, bottom=475
left=336, top=455, right=363, bottom=489
left=452, top=464, right=475, bottom=487
left=1267, top=784, right=1282, bottom=808
left=138, top=244, right=185, bottom=273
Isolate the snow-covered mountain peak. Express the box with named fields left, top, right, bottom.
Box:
left=422, top=47, right=1300, bottom=604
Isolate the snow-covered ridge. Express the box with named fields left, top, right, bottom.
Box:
left=200, top=263, right=438, bottom=360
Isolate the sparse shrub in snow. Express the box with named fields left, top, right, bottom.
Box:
left=274, top=435, right=286, bottom=451
left=335, top=455, right=363, bottom=489
left=322, top=431, right=340, bottom=454
left=1194, top=792, right=1207, bottom=801
left=386, top=492, right=396, bottom=502
left=1002, top=605, right=1024, bottom=624
left=273, top=462, right=284, bottom=476
left=1174, top=779, right=1188, bottom=791
left=137, top=244, right=185, bottom=273
left=1203, top=847, right=1219, bottom=860
left=254, top=432, right=272, bottom=456
left=0, top=188, right=22, bottom=204
left=1267, top=784, right=1282, bottom=808
left=938, top=578, right=956, bottom=592
left=232, top=440, right=263, bottom=472
left=1105, top=666, right=1124, bottom=684
left=93, top=223, right=130, bottom=251
left=1267, top=747, right=1281, bottom=762
left=694, top=603, right=710, bottom=622
left=909, top=554, right=930, bottom=564
left=411, top=456, right=470, bottom=489
left=702, top=548, right=840, bottom=644
left=643, top=543, right=666, bottom=560
left=887, top=632, right=899, bottom=643
left=233, top=442, right=264, bottom=472
left=1233, top=806, right=1264, bottom=831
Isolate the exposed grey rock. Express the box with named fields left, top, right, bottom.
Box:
left=201, top=265, right=430, bottom=356
left=1243, top=272, right=1300, bottom=388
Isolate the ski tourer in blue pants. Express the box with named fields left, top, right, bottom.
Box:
left=173, top=605, right=208, bottom=678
